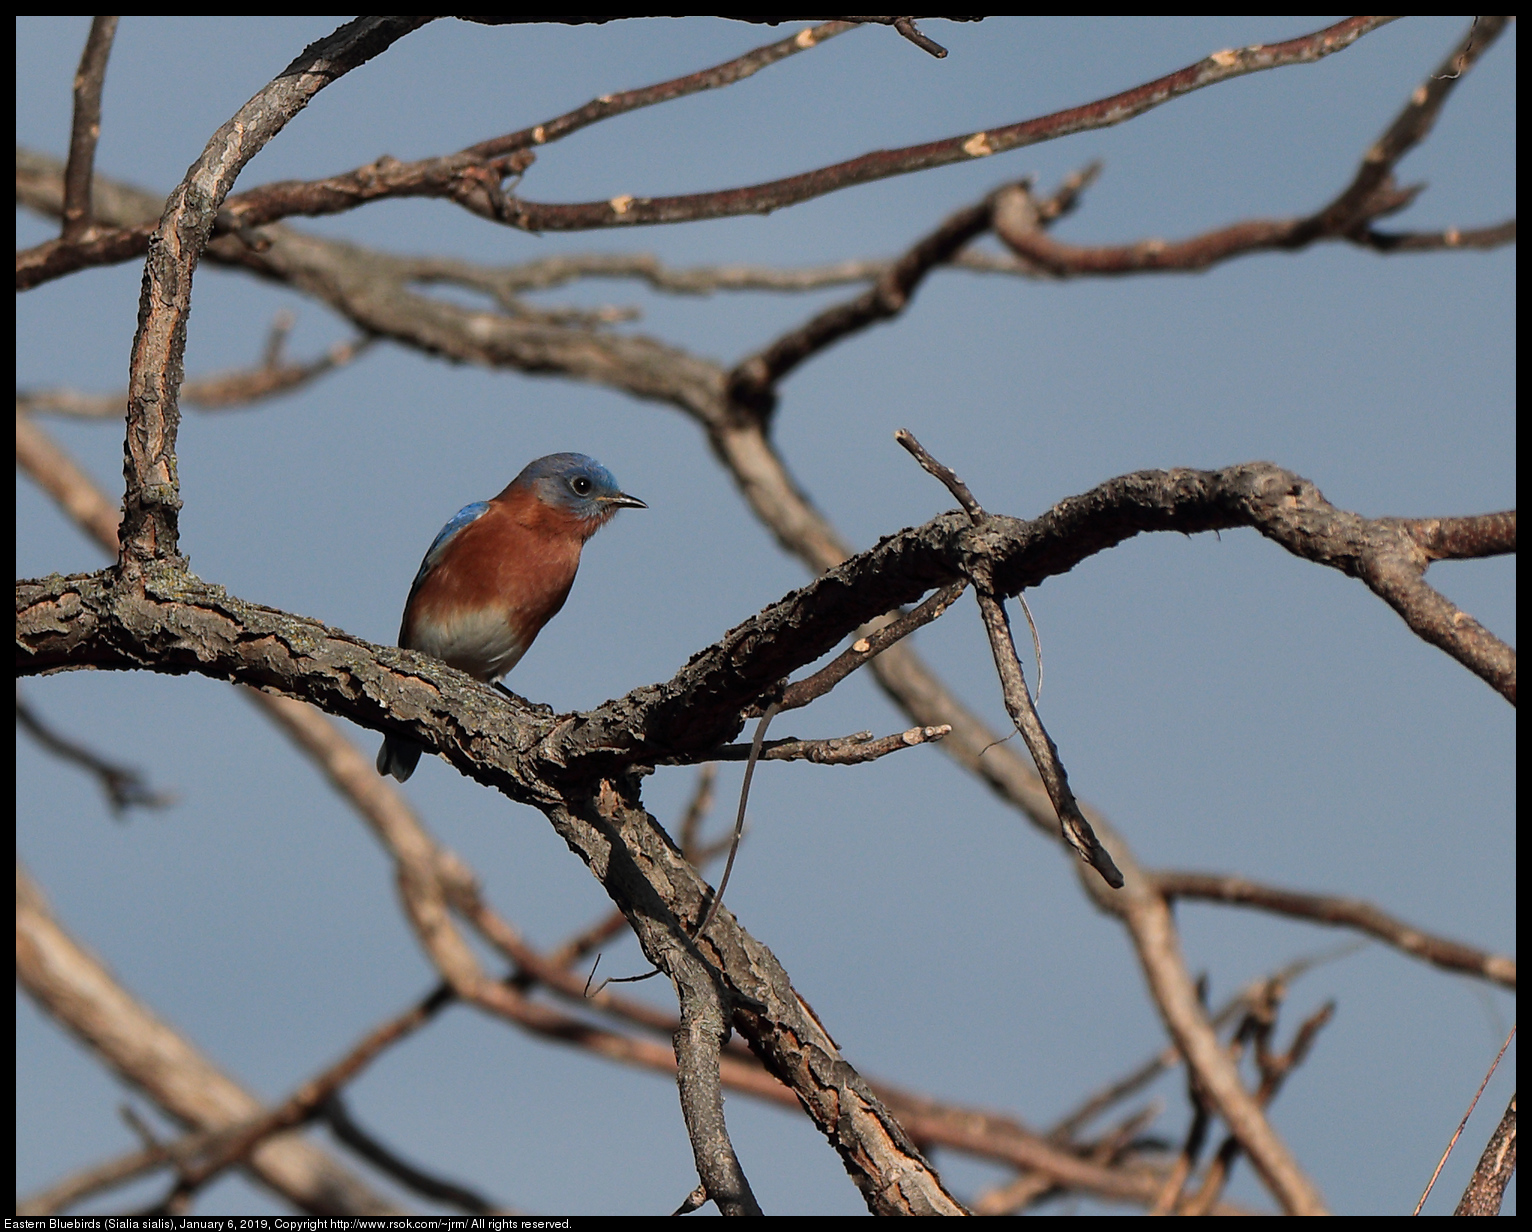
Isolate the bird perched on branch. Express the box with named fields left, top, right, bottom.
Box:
left=376, top=452, right=646, bottom=782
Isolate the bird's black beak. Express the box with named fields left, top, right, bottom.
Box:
left=604, top=492, right=647, bottom=510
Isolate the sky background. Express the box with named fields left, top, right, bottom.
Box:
left=17, top=16, right=1515, bottom=1216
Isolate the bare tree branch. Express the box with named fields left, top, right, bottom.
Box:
left=464, top=20, right=857, bottom=161
left=15, top=861, right=406, bottom=1215
left=895, top=427, right=1122, bottom=887
left=991, top=18, right=1516, bottom=276
left=1453, top=1092, right=1517, bottom=1216
left=19, top=327, right=373, bottom=418
left=60, top=16, right=118, bottom=242
left=1415, top=1025, right=1517, bottom=1214
left=16, top=17, right=1398, bottom=291
left=495, top=17, right=1398, bottom=232
left=16, top=687, right=176, bottom=813
left=671, top=963, right=764, bottom=1215
left=16, top=17, right=1512, bottom=1216
left=1156, top=870, right=1516, bottom=989
left=728, top=196, right=999, bottom=419
left=775, top=581, right=968, bottom=713
left=687, top=724, right=952, bottom=765
left=115, top=16, right=433, bottom=578
left=320, top=1093, right=501, bottom=1215
left=152, top=988, right=457, bottom=1211
left=840, top=16, right=970, bottom=59
left=1180, top=990, right=1337, bottom=1215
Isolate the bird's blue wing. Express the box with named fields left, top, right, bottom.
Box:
left=408, top=501, right=490, bottom=595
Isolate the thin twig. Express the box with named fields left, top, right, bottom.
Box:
left=668, top=724, right=950, bottom=766
left=728, top=196, right=998, bottom=419
left=467, top=22, right=855, bottom=161
left=60, top=16, right=118, bottom=242
left=16, top=688, right=176, bottom=814
left=991, top=18, right=1514, bottom=277
left=894, top=428, right=1123, bottom=888
left=322, top=1092, right=499, bottom=1214
left=775, top=581, right=968, bottom=713
left=1414, top=1024, right=1516, bottom=1215
left=1156, top=870, right=1515, bottom=989
left=694, top=702, right=779, bottom=943
left=892, top=428, right=986, bottom=519
left=842, top=16, right=969, bottom=59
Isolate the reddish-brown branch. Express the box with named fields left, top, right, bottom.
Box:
left=1313, top=16, right=1508, bottom=238
left=465, top=21, right=856, bottom=161
left=498, top=17, right=1395, bottom=232
left=992, top=17, right=1515, bottom=277
left=18, top=22, right=853, bottom=290
left=17, top=17, right=1397, bottom=293
left=727, top=196, right=998, bottom=418
left=1361, top=219, right=1516, bottom=251
left=1156, top=871, right=1515, bottom=989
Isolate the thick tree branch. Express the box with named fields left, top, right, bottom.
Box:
left=115, top=16, right=431, bottom=579
left=671, top=962, right=763, bottom=1215
left=19, top=463, right=1514, bottom=785
left=1453, top=1093, right=1516, bottom=1216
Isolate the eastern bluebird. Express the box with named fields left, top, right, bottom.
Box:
left=376, top=453, right=646, bottom=782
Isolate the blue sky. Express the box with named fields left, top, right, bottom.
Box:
left=17, top=17, right=1514, bottom=1215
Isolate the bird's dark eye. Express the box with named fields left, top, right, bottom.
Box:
left=570, top=475, right=593, bottom=496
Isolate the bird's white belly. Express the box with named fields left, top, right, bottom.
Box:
left=412, top=608, right=528, bottom=682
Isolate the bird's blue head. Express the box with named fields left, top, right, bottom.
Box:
left=511, top=453, right=646, bottom=526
